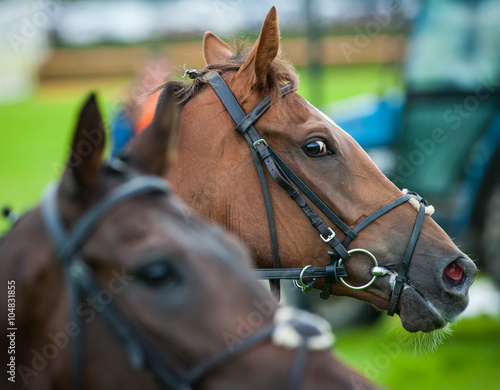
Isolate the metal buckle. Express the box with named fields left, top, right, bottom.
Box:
left=337, top=248, right=378, bottom=290
left=252, top=139, right=269, bottom=152
left=293, top=265, right=315, bottom=294
left=320, top=227, right=335, bottom=243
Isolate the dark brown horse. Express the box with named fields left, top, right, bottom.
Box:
left=0, top=91, right=378, bottom=390
left=145, top=7, right=477, bottom=334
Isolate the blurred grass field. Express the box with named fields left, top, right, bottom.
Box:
left=335, top=312, right=500, bottom=390
left=0, top=76, right=128, bottom=233
left=1, top=62, right=499, bottom=389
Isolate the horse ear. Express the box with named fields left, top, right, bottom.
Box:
left=203, top=32, right=233, bottom=65
left=62, top=93, right=105, bottom=200
left=235, top=6, right=279, bottom=88
left=126, top=87, right=179, bottom=176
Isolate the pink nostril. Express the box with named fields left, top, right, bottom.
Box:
left=444, top=261, right=463, bottom=281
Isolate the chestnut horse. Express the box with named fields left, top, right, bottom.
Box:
left=139, top=7, right=476, bottom=334
left=0, top=91, right=378, bottom=390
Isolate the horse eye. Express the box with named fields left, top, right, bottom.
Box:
left=303, top=140, right=332, bottom=157
left=136, top=262, right=180, bottom=288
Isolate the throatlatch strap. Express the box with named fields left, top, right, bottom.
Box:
left=207, top=72, right=296, bottom=299
left=246, top=131, right=282, bottom=298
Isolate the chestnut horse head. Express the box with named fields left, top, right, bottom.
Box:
left=0, top=91, right=378, bottom=390
left=154, top=7, right=477, bottom=333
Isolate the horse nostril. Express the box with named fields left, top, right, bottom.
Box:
left=444, top=260, right=463, bottom=282
left=442, top=257, right=476, bottom=292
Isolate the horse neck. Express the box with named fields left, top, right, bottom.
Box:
left=198, top=343, right=292, bottom=390
left=301, top=351, right=380, bottom=390
left=0, top=209, right=71, bottom=387
left=200, top=343, right=378, bottom=390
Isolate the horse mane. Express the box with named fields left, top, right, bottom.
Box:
left=155, top=41, right=299, bottom=108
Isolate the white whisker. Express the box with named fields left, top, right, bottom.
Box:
left=394, top=324, right=453, bottom=357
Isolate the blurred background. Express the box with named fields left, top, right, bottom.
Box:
left=1, top=0, right=499, bottom=389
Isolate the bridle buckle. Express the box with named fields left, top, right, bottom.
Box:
left=320, top=227, right=335, bottom=243
left=253, top=138, right=269, bottom=152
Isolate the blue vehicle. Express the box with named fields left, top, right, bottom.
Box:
left=329, top=0, right=500, bottom=285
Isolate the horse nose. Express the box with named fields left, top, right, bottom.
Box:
left=441, top=255, right=477, bottom=295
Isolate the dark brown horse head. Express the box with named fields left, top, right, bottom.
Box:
left=0, top=91, right=378, bottom=389
left=162, top=7, right=477, bottom=333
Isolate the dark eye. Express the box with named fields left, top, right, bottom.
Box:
left=135, top=261, right=181, bottom=288
left=303, top=140, right=333, bottom=157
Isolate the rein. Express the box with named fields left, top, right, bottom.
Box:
left=207, top=72, right=429, bottom=316
left=40, top=172, right=328, bottom=389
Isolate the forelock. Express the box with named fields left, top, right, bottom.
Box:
left=154, top=39, right=299, bottom=108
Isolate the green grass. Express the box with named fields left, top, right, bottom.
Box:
left=296, top=63, right=402, bottom=105
left=0, top=79, right=126, bottom=233
left=0, top=100, right=72, bottom=231
left=1, top=100, right=77, bottom=206
left=334, top=314, right=500, bottom=390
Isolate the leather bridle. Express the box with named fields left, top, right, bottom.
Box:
left=207, top=72, right=429, bottom=316
left=40, top=170, right=330, bottom=390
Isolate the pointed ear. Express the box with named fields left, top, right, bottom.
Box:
left=126, top=87, right=179, bottom=176
left=203, top=32, right=233, bottom=65
left=62, top=93, right=105, bottom=200
left=235, top=7, right=280, bottom=88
